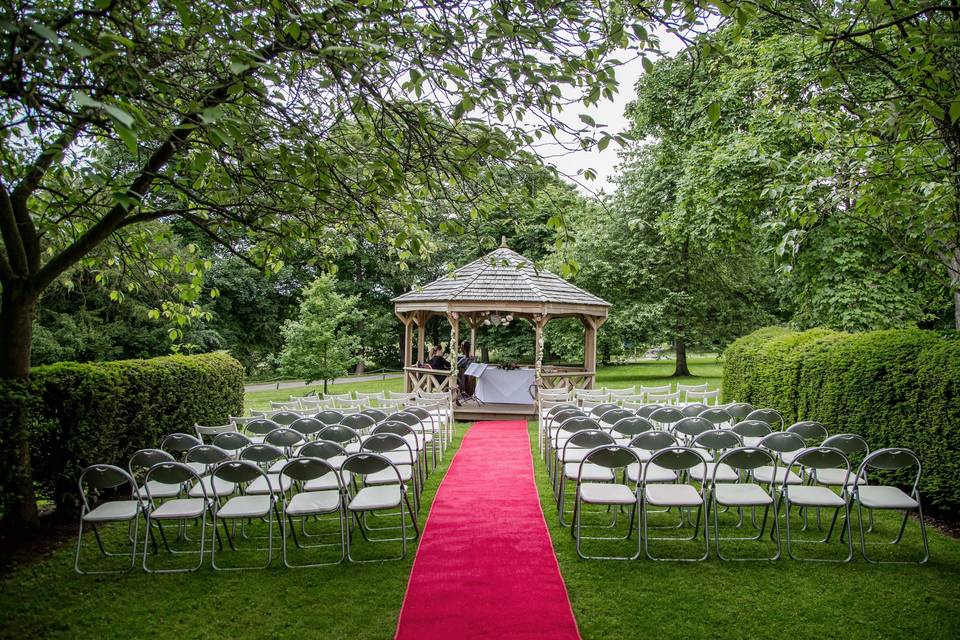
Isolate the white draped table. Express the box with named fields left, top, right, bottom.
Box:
left=474, top=367, right=536, bottom=404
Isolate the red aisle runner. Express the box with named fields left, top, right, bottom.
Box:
left=395, top=420, right=580, bottom=640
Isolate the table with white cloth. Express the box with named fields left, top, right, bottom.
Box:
left=474, top=367, right=536, bottom=404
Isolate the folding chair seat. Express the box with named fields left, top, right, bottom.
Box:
left=363, top=431, right=421, bottom=514
left=75, top=464, right=143, bottom=574
left=343, top=452, right=419, bottom=562
left=240, top=444, right=293, bottom=496
left=211, top=460, right=279, bottom=570
left=142, top=462, right=214, bottom=573
left=688, top=430, right=743, bottom=484
left=641, top=447, right=710, bottom=561
left=161, top=433, right=204, bottom=474
left=184, top=445, right=235, bottom=498
left=557, top=430, right=615, bottom=525
left=782, top=447, right=854, bottom=562
left=711, top=447, right=781, bottom=560
left=810, top=434, right=869, bottom=488
left=129, top=449, right=179, bottom=501
left=299, top=441, right=351, bottom=491
left=753, top=432, right=807, bottom=487
left=573, top=445, right=642, bottom=560
left=851, top=448, right=929, bottom=563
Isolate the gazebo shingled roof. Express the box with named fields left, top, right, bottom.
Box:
left=392, top=246, right=610, bottom=315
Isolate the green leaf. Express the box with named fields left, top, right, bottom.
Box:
left=115, top=125, right=138, bottom=154
left=950, top=98, right=960, bottom=124
left=579, top=113, right=596, bottom=127
left=641, top=57, right=654, bottom=75
left=103, top=104, right=134, bottom=128
left=72, top=91, right=102, bottom=108
left=707, top=101, right=721, bottom=123
left=597, top=135, right=610, bottom=151
left=29, top=21, right=59, bottom=43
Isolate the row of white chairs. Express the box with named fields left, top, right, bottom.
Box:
left=75, top=406, right=444, bottom=573
left=537, top=385, right=721, bottom=412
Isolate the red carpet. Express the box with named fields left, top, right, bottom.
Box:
left=395, top=420, right=580, bottom=640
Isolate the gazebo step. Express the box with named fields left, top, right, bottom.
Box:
left=454, top=402, right=537, bottom=422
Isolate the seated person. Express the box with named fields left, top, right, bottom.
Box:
left=428, top=344, right=451, bottom=371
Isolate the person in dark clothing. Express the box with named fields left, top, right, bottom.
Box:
left=427, top=345, right=451, bottom=372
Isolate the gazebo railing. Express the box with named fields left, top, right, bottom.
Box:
left=541, top=368, right=595, bottom=391
left=404, top=366, right=453, bottom=394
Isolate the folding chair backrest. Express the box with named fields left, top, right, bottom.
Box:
left=546, top=404, right=579, bottom=419
left=245, top=418, right=281, bottom=436
left=787, top=421, right=828, bottom=444
left=281, top=457, right=338, bottom=484
left=388, top=391, right=417, bottom=401
left=143, top=462, right=203, bottom=499
left=548, top=408, right=584, bottom=429
left=731, top=419, right=773, bottom=439
left=672, top=417, right=714, bottom=440
left=649, top=406, right=684, bottom=426
left=641, top=384, right=672, bottom=395
left=213, top=431, right=253, bottom=455
left=566, top=429, right=615, bottom=451
left=361, top=433, right=409, bottom=455
left=356, top=391, right=386, bottom=401
left=361, top=408, right=388, bottom=423
left=699, top=407, right=734, bottom=427
left=289, top=417, right=325, bottom=439
left=588, top=403, right=621, bottom=419
left=79, top=464, right=137, bottom=509
left=597, top=408, right=633, bottom=427
left=194, top=422, right=236, bottom=443
left=629, top=430, right=677, bottom=453
left=745, top=408, right=785, bottom=430
left=270, top=410, right=303, bottom=426
left=161, top=433, right=202, bottom=456
left=574, top=388, right=608, bottom=401
left=558, top=416, right=601, bottom=434
left=758, top=431, right=806, bottom=454
left=314, top=410, right=345, bottom=426
left=691, top=429, right=743, bottom=455
left=342, top=452, right=393, bottom=476
left=239, top=443, right=285, bottom=466
left=724, top=402, right=754, bottom=422
left=682, top=403, right=709, bottom=417
left=271, top=400, right=300, bottom=410
left=299, top=440, right=346, bottom=460
left=324, top=393, right=354, bottom=401
left=718, top=447, right=775, bottom=472
left=615, top=394, right=645, bottom=405
left=373, top=421, right=415, bottom=438
left=605, top=386, right=637, bottom=397
left=185, top=444, right=231, bottom=468
left=582, top=445, right=639, bottom=470
left=341, top=412, right=377, bottom=432
left=677, top=383, right=708, bottom=393
left=317, top=425, right=361, bottom=447
left=610, top=416, right=654, bottom=438
left=213, top=459, right=267, bottom=485
left=822, top=433, right=869, bottom=459
left=685, top=389, right=719, bottom=405
left=337, top=398, right=368, bottom=410
left=647, top=447, right=706, bottom=472
left=790, top=447, right=850, bottom=476
left=647, top=391, right=680, bottom=405
left=264, top=427, right=305, bottom=450
left=858, top=448, right=922, bottom=492
left=635, top=404, right=662, bottom=419
left=129, top=449, right=174, bottom=479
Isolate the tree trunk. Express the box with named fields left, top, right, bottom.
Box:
left=954, top=287, right=959, bottom=331
left=673, top=337, right=690, bottom=377
left=480, top=345, right=489, bottom=363
left=354, top=361, right=364, bottom=375
left=0, top=285, right=39, bottom=528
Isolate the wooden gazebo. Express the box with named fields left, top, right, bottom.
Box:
left=393, top=241, right=610, bottom=419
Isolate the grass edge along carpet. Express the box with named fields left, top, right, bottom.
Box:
left=395, top=421, right=580, bottom=640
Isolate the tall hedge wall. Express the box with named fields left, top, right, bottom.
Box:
left=723, top=327, right=960, bottom=516
left=0, top=351, right=244, bottom=515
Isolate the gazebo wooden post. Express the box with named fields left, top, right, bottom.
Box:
left=395, top=311, right=415, bottom=392
left=533, top=314, right=548, bottom=392
left=582, top=315, right=599, bottom=389
left=415, top=310, right=427, bottom=365
left=447, top=311, right=460, bottom=397
left=466, top=314, right=478, bottom=357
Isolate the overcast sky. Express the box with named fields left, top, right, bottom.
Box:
left=543, top=34, right=688, bottom=195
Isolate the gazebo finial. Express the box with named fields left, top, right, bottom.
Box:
left=500, top=235, right=508, bottom=248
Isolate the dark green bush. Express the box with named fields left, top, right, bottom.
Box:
left=723, top=327, right=960, bottom=516
left=1, top=352, right=243, bottom=515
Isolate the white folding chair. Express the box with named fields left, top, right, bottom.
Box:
left=641, top=447, right=709, bottom=561
left=142, top=462, right=214, bottom=573
left=343, top=452, right=419, bottom=562
left=711, top=447, right=781, bottom=561
left=280, top=457, right=347, bottom=567
left=574, top=445, right=642, bottom=560
left=75, top=464, right=143, bottom=574
left=211, top=460, right=280, bottom=570
left=782, top=447, right=854, bottom=562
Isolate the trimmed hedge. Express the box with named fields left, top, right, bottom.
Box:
left=723, top=327, right=960, bottom=516
left=1, top=351, right=243, bottom=515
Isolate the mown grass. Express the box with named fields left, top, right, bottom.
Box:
left=0, top=424, right=468, bottom=640
left=528, top=423, right=960, bottom=639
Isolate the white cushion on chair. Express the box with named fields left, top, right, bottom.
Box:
left=304, top=470, right=351, bottom=491
left=579, top=483, right=636, bottom=505
left=83, top=500, right=140, bottom=522
left=714, top=483, right=773, bottom=507
left=814, top=468, right=866, bottom=487
left=365, top=466, right=414, bottom=485
left=627, top=463, right=677, bottom=484
left=644, top=484, right=703, bottom=507
left=752, top=465, right=803, bottom=486
left=564, top=463, right=615, bottom=482
left=785, top=486, right=847, bottom=508
left=138, top=480, right=181, bottom=500
left=285, top=490, right=341, bottom=516
left=217, top=495, right=272, bottom=519
left=151, top=498, right=208, bottom=520
left=246, top=474, right=293, bottom=495
left=689, top=462, right=739, bottom=483
left=856, top=486, right=918, bottom=510
left=188, top=476, right=236, bottom=498
left=348, top=486, right=402, bottom=511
